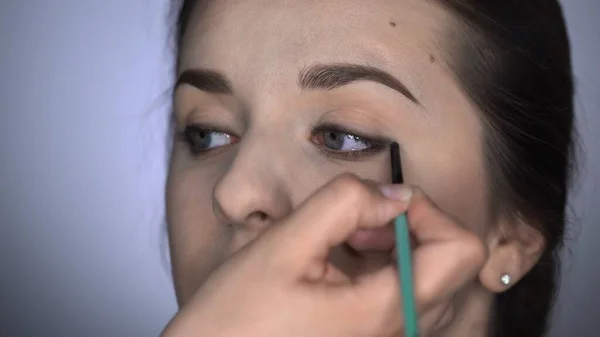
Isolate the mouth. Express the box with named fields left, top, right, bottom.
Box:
left=329, top=225, right=396, bottom=278
left=327, top=225, right=400, bottom=277
left=345, top=225, right=396, bottom=253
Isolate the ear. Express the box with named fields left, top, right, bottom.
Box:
left=478, top=215, right=545, bottom=293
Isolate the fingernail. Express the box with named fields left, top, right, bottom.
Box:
left=378, top=184, right=413, bottom=201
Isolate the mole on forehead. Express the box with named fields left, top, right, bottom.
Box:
left=181, top=4, right=444, bottom=68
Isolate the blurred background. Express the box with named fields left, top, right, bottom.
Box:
left=1, top=1, right=598, bottom=336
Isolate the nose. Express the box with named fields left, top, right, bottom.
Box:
left=212, top=139, right=293, bottom=231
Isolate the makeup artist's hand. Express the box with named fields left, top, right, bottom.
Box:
left=161, top=174, right=487, bottom=337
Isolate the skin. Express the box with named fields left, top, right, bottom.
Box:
left=166, top=0, right=546, bottom=335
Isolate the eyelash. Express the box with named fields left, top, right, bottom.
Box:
left=176, top=124, right=240, bottom=157
left=177, top=123, right=389, bottom=160
left=310, top=123, right=389, bottom=160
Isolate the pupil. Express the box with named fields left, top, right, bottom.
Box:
left=188, top=128, right=211, bottom=151
left=324, top=131, right=344, bottom=150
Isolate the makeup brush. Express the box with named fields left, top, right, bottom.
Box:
left=390, top=142, right=418, bottom=337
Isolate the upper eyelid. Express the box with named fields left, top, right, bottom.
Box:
left=312, top=124, right=392, bottom=145
left=174, top=99, right=244, bottom=129
left=176, top=103, right=394, bottom=145
left=315, top=128, right=377, bottom=145
left=180, top=123, right=240, bottom=138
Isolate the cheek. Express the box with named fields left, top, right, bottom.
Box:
left=406, top=119, right=490, bottom=237
left=166, top=163, right=231, bottom=305
left=405, top=66, right=492, bottom=238
left=419, top=157, right=489, bottom=237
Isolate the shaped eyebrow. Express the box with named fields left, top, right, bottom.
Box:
left=298, top=63, right=419, bottom=104
left=175, top=69, right=233, bottom=94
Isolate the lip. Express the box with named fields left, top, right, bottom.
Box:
left=346, top=225, right=396, bottom=252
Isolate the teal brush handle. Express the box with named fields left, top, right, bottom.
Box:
left=395, top=213, right=418, bottom=337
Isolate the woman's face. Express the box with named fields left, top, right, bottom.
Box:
left=168, top=0, right=490, bottom=329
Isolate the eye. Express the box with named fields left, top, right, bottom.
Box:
left=311, top=125, right=387, bottom=159
left=181, top=125, right=237, bottom=155
left=321, top=130, right=370, bottom=151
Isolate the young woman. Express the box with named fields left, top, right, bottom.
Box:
left=162, top=1, right=575, bottom=336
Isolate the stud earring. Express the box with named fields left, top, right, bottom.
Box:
left=500, top=274, right=511, bottom=286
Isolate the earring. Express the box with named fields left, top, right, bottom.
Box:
left=500, top=274, right=511, bottom=286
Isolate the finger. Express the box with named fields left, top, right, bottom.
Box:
left=321, top=265, right=404, bottom=337
left=406, top=188, right=473, bottom=244
left=337, top=266, right=455, bottom=336
left=416, top=302, right=455, bottom=334
left=405, top=188, right=487, bottom=311
left=275, top=173, right=411, bottom=274
left=390, top=232, right=417, bottom=261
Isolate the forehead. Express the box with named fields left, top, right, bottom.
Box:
left=178, top=0, right=452, bottom=94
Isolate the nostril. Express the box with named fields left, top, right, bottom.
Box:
left=256, top=211, right=268, bottom=221
left=242, top=211, right=271, bottom=230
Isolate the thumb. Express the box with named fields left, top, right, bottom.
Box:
left=406, top=188, right=487, bottom=309
left=324, top=265, right=403, bottom=336
left=272, top=174, right=411, bottom=279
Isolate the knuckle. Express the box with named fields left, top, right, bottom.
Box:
left=407, top=188, right=437, bottom=221
left=408, top=199, right=429, bottom=224
left=331, top=173, right=370, bottom=206
left=332, top=172, right=361, bottom=188
left=417, top=280, right=438, bottom=309
left=461, top=233, right=488, bottom=267
left=424, top=303, right=455, bottom=332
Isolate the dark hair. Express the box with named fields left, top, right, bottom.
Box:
left=173, top=1, right=575, bottom=336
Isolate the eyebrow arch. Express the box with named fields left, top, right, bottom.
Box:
left=175, top=69, right=233, bottom=94
left=299, top=63, right=419, bottom=105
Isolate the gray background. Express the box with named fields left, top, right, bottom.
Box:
left=0, top=1, right=598, bottom=336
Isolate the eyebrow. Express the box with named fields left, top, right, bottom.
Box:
left=175, top=69, right=233, bottom=94
left=176, top=63, right=419, bottom=105
left=299, top=63, right=419, bottom=104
